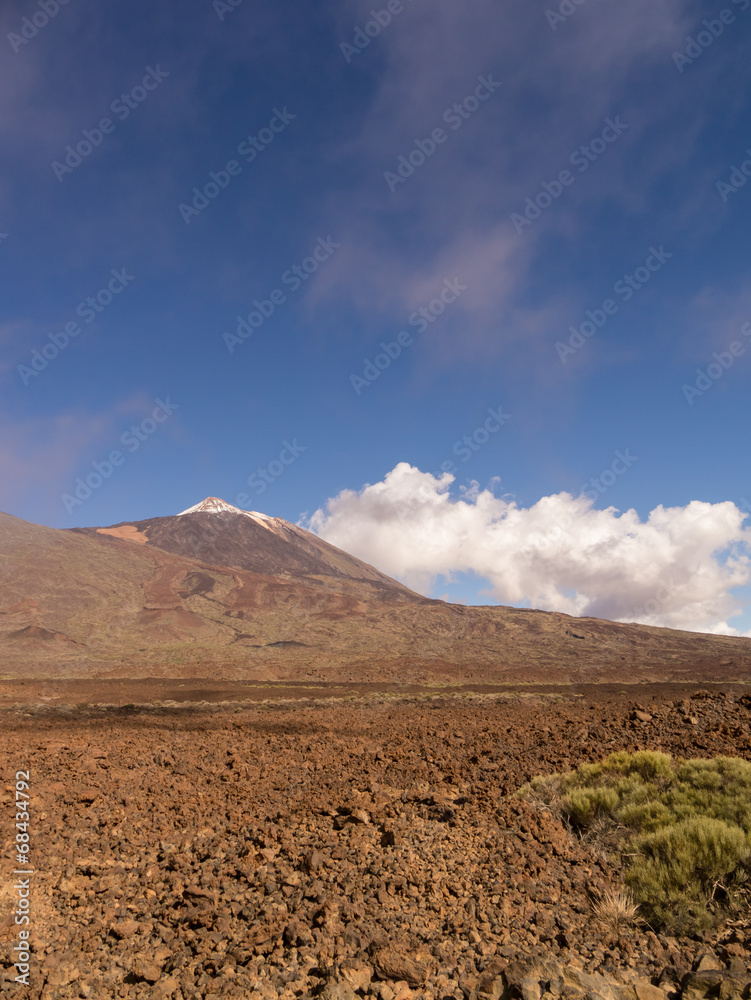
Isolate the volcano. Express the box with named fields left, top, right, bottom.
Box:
left=1, top=499, right=751, bottom=684
left=72, top=496, right=418, bottom=599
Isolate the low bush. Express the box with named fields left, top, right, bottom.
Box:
left=520, top=752, right=751, bottom=933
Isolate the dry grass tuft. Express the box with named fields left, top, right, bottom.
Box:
left=591, top=887, right=640, bottom=932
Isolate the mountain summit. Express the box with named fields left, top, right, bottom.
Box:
left=2, top=506, right=751, bottom=682
left=80, top=497, right=417, bottom=598
left=178, top=497, right=271, bottom=519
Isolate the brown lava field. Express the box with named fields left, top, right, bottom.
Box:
left=2, top=683, right=751, bottom=1000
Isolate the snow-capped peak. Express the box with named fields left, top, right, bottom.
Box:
left=178, top=497, right=271, bottom=519
left=176, top=497, right=293, bottom=539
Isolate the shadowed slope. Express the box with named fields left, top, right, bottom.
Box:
left=75, top=497, right=418, bottom=599
left=1, top=507, right=751, bottom=683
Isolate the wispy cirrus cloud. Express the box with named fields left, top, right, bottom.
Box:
left=0, top=394, right=179, bottom=519
left=314, top=0, right=731, bottom=374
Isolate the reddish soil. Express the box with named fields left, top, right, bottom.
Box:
left=5, top=509, right=751, bottom=683
left=1, top=684, right=750, bottom=999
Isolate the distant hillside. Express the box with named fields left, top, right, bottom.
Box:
left=1, top=505, right=751, bottom=684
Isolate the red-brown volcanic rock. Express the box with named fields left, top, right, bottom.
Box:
left=2, top=505, right=751, bottom=683
left=1, top=685, right=749, bottom=999
left=74, top=498, right=418, bottom=597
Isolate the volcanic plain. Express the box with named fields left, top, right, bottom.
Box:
left=2, top=685, right=751, bottom=1000
left=2, top=502, right=751, bottom=998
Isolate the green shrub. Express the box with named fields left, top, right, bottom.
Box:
left=519, top=751, right=751, bottom=933
left=617, top=798, right=673, bottom=832
left=628, top=817, right=750, bottom=931
left=604, top=749, right=674, bottom=782
left=563, top=786, right=619, bottom=826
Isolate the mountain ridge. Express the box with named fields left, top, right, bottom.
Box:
left=71, top=496, right=420, bottom=598
left=1, top=503, right=751, bottom=684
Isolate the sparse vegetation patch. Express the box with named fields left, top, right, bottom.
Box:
left=521, top=751, right=751, bottom=932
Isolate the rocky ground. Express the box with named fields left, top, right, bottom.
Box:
left=1, top=684, right=750, bottom=1000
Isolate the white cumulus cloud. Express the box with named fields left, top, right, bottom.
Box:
left=303, top=463, right=751, bottom=635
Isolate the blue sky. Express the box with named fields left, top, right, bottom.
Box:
left=2, top=0, right=751, bottom=633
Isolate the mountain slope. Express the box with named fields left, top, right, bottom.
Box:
left=74, top=497, right=418, bottom=599
left=2, top=506, right=751, bottom=684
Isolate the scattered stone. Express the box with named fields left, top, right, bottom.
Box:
left=340, top=961, right=373, bottom=991
left=110, top=919, right=140, bottom=938
left=632, top=982, right=671, bottom=1000
left=682, top=970, right=751, bottom=1000
left=303, top=849, right=324, bottom=872
left=42, top=958, right=80, bottom=987
left=131, top=958, right=163, bottom=983
left=695, top=952, right=724, bottom=972
left=2, top=688, right=750, bottom=1000
left=319, top=983, right=358, bottom=1000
